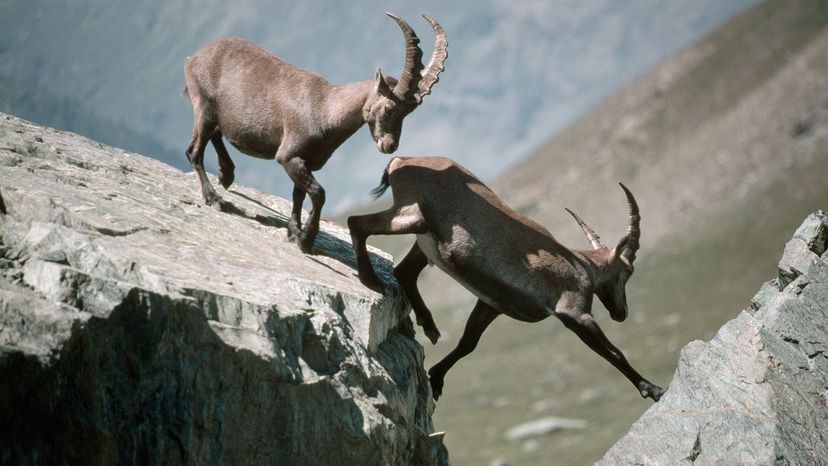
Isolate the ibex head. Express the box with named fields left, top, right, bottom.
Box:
left=365, top=13, right=448, bottom=154
left=566, top=183, right=641, bottom=322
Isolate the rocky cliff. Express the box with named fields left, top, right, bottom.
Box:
left=0, top=113, right=448, bottom=465
left=598, top=211, right=828, bottom=465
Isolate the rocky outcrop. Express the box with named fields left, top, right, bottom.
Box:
left=0, top=113, right=448, bottom=465
left=598, top=211, right=828, bottom=465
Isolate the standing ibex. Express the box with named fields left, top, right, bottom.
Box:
left=348, top=156, right=665, bottom=401
left=183, top=13, right=447, bottom=252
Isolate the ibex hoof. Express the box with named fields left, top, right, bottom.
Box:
left=206, top=196, right=231, bottom=212
left=358, top=272, right=385, bottom=293
left=287, top=234, right=314, bottom=253
left=219, top=170, right=235, bottom=190
left=639, top=382, right=666, bottom=402
left=298, top=234, right=318, bottom=254
left=428, top=370, right=444, bottom=401
left=423, top=325, right=441, bottom=345
left=286, top=233, right=315, bottom=254
left=286, top=222, right=302, bottom=241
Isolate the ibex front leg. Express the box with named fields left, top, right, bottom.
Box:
left=554, top=302, right=664, bottom=401
left=281, top=157, right=324, bottom=253
left=289, top=185, right=307, bottom=242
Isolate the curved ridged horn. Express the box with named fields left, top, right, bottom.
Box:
left=565, top=208, right=605, bottom=250
left=417, top=15, right=448, bottom=102
left=386, top=12, right=424, bottom=101
left=618, top=182, right=640, bottom=266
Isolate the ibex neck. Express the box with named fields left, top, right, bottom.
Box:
left=323, top=80, right=373, bottom=131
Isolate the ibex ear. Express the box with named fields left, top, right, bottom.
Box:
left=611, top=236, right=634, bottom=269
left=613, top=235, right=629, bottom=252
left=374, top=67, right=395, bottom=99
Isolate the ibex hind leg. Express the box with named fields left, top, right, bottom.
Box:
left=186, top=113, right=226, bottom=210
left=210, top=132, right=235, bottom=189
left=347, top=204, right=426, bottom=292
left=428, top=300, right=499, bottom=400
left=395, top=242, right=441, bottom=344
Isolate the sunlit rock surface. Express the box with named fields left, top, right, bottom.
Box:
left=0, top=113, right=448, bottom=465
left=598, top=211, right=828, bottom=465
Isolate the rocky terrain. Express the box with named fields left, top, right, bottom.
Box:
left=600, top=211, right=828, bottom=464
left=0, top=113, right=447, bottom=465
left=1, top=110, right=826, bottom=465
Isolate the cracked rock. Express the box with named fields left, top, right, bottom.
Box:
left=598, top=211, right=828, bottom=465
left=0, top=113, right=448, bottom=466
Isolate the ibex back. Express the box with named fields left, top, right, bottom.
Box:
left=183, top=13, right=447, bottom=252
left=348, top=156, right=665, bottom=401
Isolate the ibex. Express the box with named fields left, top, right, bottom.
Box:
left=348, top=156, right=665, bottom=401
left=183, top=13, right=447, bottom=252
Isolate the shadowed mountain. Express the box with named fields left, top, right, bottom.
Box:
left=0, top=75, right=183, bottom=170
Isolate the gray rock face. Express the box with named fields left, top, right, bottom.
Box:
left=598, top=211, right=828, bottom=465
left=0, top=113, right=448, bottom=465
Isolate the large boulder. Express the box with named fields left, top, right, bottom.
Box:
left=598, top=211, right=828, bottom=465
left=0, top=113, right=448, bottom=465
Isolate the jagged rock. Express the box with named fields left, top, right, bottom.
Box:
left=598, top=211, right=828, bottom=465
left=0, top=113, right=449, bottom=465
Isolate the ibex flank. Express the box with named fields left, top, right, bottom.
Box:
left=183, top=13, right=447, bottom=252
left=348, top=156, right=665, bottom=401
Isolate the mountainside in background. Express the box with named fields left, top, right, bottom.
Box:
left=0, top=0, right=758, bottom=210
left=0, top=75, right=180, bottom=169
left=373, top=1, right=827, bottom=465
left=496, top=0, right=827, bottom=245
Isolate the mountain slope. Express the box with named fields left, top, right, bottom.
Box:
left=0, top=0, right=759, bottom=209
left=497, top=0, right=827, bottom=242
left=397, top=1, right=828, bottom=465
left=0, top=75, right=182, bottom=170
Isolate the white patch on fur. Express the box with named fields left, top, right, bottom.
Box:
left=416, top=225, right=489, bottom=301
left=391, top=204, right=422, bottom=231
left=444, top=224, right=476, bottom=262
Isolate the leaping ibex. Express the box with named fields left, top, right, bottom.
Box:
left=348, top=156, right=665, bottom=401
left=183, top=13, right=447, bottom=252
